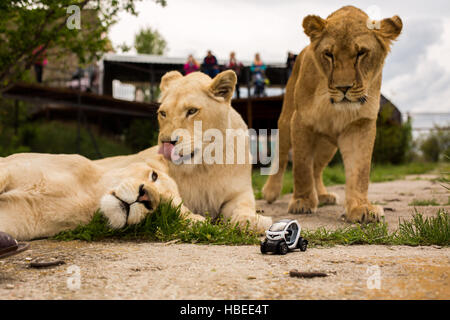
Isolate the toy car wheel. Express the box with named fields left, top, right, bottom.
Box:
left=298, top=238, right=308, bottom=252
left=278, top=242, right=288, bottom=255
left=260, top=240, right=268, bottom=254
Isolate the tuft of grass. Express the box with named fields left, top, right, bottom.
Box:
left=304, top=210, right=449, bottom=247
left=53, top=201, right=260, bottom=245
left=303, top=222, right=392, bottom=247
left=396, top=210, right=450, bottom=246
left=409, top=199, right=441, bottom=206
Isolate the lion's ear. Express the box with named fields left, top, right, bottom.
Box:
left=303, top=15, right=326, bottom=40
left=160, top=71, right=183, bottom=93
left=377, top=15, right=403, bottom=41
left=209, top=70, right=237, bottom=102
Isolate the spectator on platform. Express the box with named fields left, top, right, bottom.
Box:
left=251, top=53, right=267, bottom=97
left=32, top=45, right=47, bottom=83
left=201, top=50, right=219, bottom=78
left=183, top=54, right=200, bottom=75
left=225, top=51, right=244, bottom=99
left=286, top=51, right=297, bottom=79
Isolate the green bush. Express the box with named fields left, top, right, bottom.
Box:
left=373, top=105, right=412, bottom=164
left=419, top=125, right=450, bottom=162
left=0, top=99, right=30, bottom=156
left=20, top=121, right=132, bottom=159
left=125, top=118, right=159, bottom=153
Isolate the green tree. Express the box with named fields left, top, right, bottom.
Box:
left=134, top=27, right=167, bottom=55
left=372, top=103, right=412, bottom=164
left=0, top=0, right=167, bottom=89
left=420, top=125, right=450, bottom=162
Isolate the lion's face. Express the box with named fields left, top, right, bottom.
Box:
left=157, top=70, right=237, bottom=170
left=100, top=162, right=177, bottom=228
left=303, top=6, right=402, bottom=106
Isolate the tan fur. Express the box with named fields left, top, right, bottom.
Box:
left=0, top=152, right=196, bottom=240
left=157, top=70, right=272, bottom=232
left=263, top=6, right=402, bottom=223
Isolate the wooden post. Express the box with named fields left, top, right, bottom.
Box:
left=246, top=67, right=251, bottom=98
left=102, top=61, right=113, bottom=96
left=150, top=64, right=155, bottom=102
left=247, top=99, right=253, bottom=129
left=14, top=100, right=19, bottom=135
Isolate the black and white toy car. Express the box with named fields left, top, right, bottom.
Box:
left=260, top=219, right=308, bottom=255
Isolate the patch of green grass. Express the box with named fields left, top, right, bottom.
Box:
left=53, top=201, right=260, bottom=245
left=252, top=162, right=440, bottom=199
left=304, top=210, right=449, bottom=247
left=395, top=210, right=450, bottom=246
left=409, top=199, right=441, bottom=206
left=303, top=221, right=392, bottom=246
left=369, top=162, right=437, bottom=182
left=252, top=165, right=346, bottom=200
left=53, top=202, right=449, bottom=247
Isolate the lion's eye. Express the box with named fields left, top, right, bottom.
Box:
left=186, top=108, right=198, bottom=117
left=324, top=51, right=333, bottom=59
left=151, top=171, right=158, bottom=182
left=357, top=49, right=368, bottom=58
left=159, top=110, right=166, bottom=118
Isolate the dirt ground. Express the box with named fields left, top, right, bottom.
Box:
left=1, top=176, right=449, bottom=300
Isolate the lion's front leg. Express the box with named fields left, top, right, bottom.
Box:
left=338, top=119, right=384, bottom=223
left=314, top=136, right=339, bottom=206
left=288, top=121, right=319, bottom=214
left=221, top=190, right=272, bottom=234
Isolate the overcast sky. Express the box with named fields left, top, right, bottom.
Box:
left=109, top=0, right=450, bottom=113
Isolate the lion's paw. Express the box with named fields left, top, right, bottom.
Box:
left=288, top=197, right=317, bottom=214
left=100, top=180, right=160, bottom=229
left=262, top=181, right=282, bottom=204
left=231, top=213, right=273, bottom=235
left=255, top=214, right=273, bottom=233
left=318, top=192, right=339, bottom=206
left=185, top=212, right=206, bottom=222
left=344, top=204, right=384, bottom=223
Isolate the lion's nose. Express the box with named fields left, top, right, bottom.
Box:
left=137, top=184, right=158, bottom=211
left=336, top=85, right=352, bottom=94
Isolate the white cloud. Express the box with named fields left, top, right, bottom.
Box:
left=382, top=18, right=450, bottom=112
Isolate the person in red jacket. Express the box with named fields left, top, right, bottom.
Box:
left=32, top=45, right=48, bottom=83
left=183, top=54, right=200, bottom=75
left=225, top=51, right=244, bottom=98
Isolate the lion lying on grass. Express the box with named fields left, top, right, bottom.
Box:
left=0, top=152, right=199, bottom=240
left=262, top=6, right=402, bottom=223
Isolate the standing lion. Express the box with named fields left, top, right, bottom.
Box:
left=262, top=6, right=402, bottom=223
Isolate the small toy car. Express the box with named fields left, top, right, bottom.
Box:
left=260, top=219, right=308, bottom=255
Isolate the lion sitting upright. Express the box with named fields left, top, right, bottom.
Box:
left=156, top=70, right=272, bottom=232
left=263, top=6, right=402, bottom=223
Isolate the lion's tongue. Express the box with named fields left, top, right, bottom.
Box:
left=159, top=143, right=174, bottom=160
